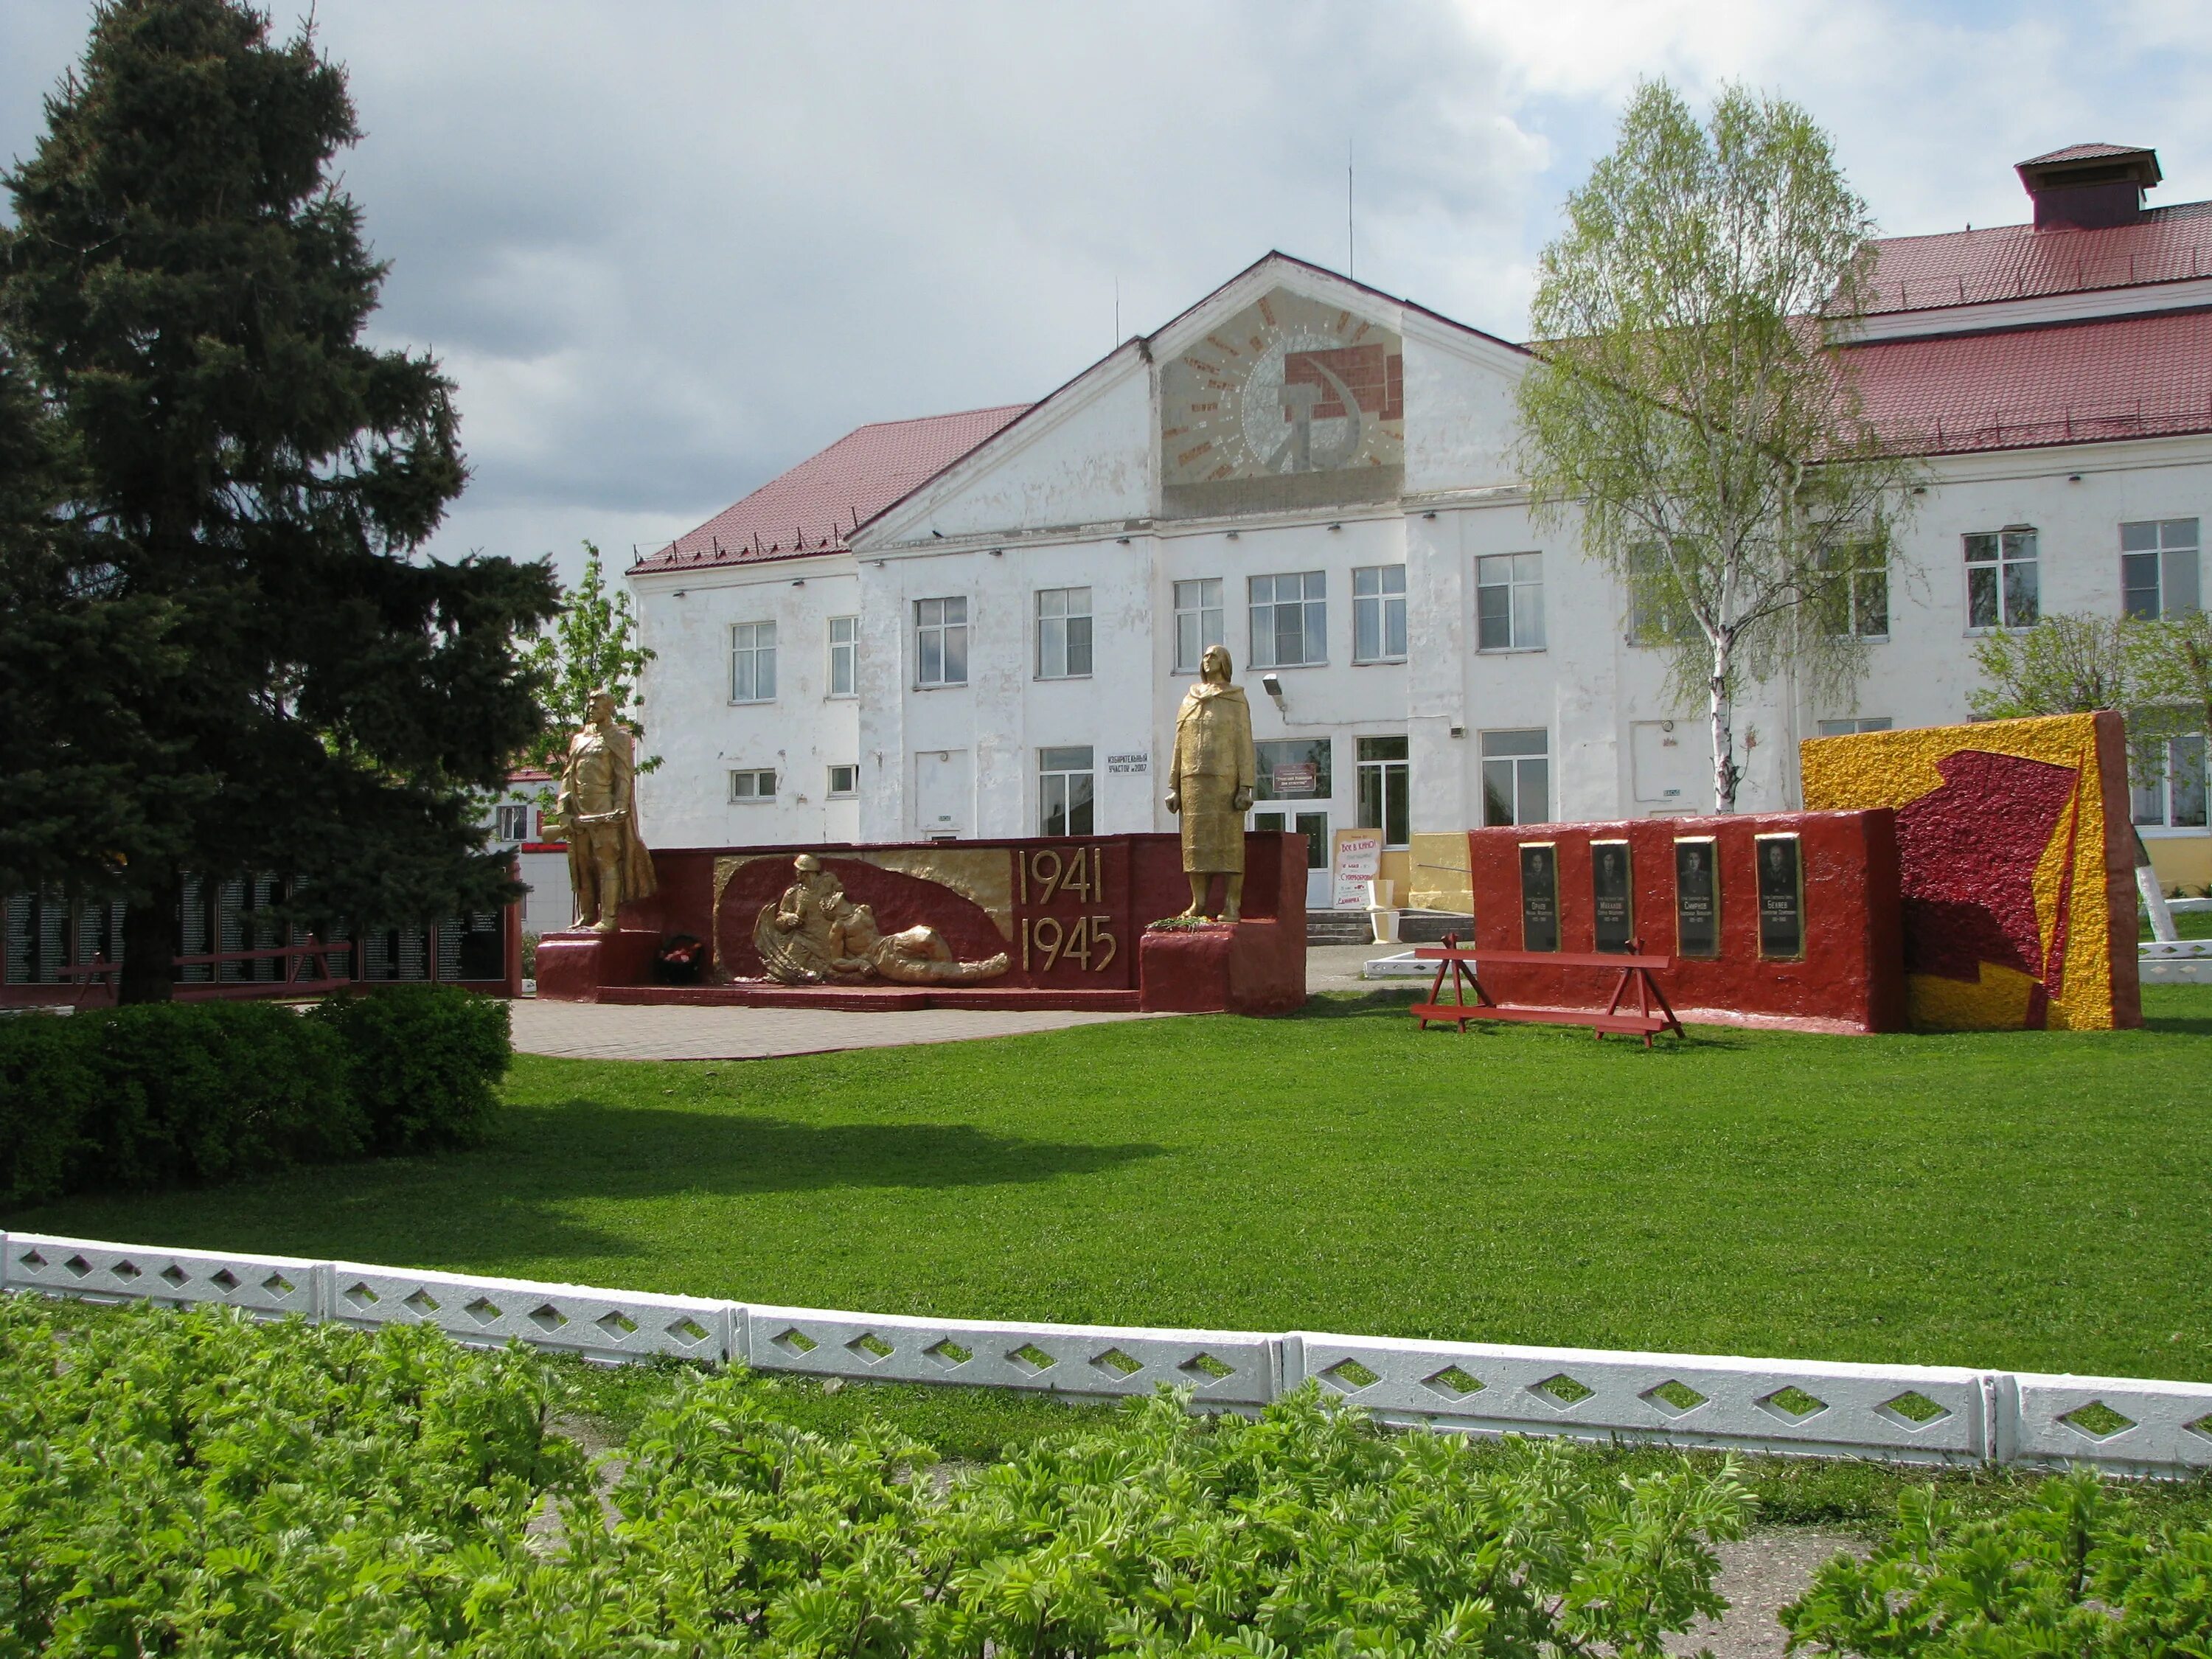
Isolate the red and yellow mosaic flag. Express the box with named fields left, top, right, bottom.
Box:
left=1801, top=713, right=2141, bottom=1031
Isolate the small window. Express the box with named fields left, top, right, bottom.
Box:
left=1965, top=529, right=2039, bottom=630
left=2122, top=519, right=2201, bottom=619
left=1476, top=553, right=1545, bottom=650
left=1038, top=745, right=1095, bottom=836
left=1820, top=543, right=1890, bottom=638
left=1174, top=578, right=1224, bottom=672
left=1355, top=734, right=1410, bottom=847
left=1035, top=588, right=1093, bottom=679
left=1816, top=717, right=1893, bottom=737
left=2134, top=734, right=2209, bottom=829
left=915, top=597, right=969, bottom=687
left=1479, top=728, right=1548, bottom=827
left=1627, top=544, right=1694, bottom=646
left=494, top=804, right=530, bottom=842
left=827, top=764, right=858, bottom=798
left=1249, top=571, right=1326, bottom=668
left=730, top=620, right=777, bottom=703
left=1253, top=737, right=1333, bottom=801
left=1353, top=566, right=1407, bottom=662
left=728, top=768, right=777, bottom=801
left=828, top=616, right=858, bottom=698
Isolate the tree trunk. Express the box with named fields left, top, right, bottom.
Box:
left=2137, top=830, right=2180, bottom=944
left=1709, top=647, right=1739, bottom=813
left=118, top=866, right=181, bottom=1004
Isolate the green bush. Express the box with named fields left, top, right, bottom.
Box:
left=312, top=984, right=511, bottom=1153
left=0, top=1298, right=1752, bottom=1658
left=0, top=1017, right=97, bottom=1206
left=1783, top=1470, right=2212, bottom=1655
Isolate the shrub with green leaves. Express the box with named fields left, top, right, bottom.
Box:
left=1783, top=1470, right=2212, bottom=1655
left=1, top=1296, right=1753, bottom=1658
left=311, top=984, right=512, bottom=1154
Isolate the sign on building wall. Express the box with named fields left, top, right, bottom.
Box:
left=1158, top=285, right=1405, bottom=519
left=1106, top=753, right=1150, bottom=774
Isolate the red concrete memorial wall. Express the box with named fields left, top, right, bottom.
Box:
left=538, top=832, right=1305, bottom=1016
left=1464, top=810, right=1907, bottom=1034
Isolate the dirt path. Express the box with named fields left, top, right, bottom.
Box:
left=1667, top=1529, right=1863, bottom=1658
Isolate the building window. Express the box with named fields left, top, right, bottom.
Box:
left=1480, top=728, right=1548, bottom=827
left=1353, top=566, right=1407, bottom=662
left=2134, top=734, right=2209, bottom=829
left=1035, top=587, right=1093, bottom=679
left=1174, top=578, right=1224, bottom=672
left=827, top=764, right=858, bottom=798
left=1627, top=544, right=1694, bottom=646
left=1038, top=745, right=1095, bottom=836
left=1965, top=529, right=2038, bottom=630
left=728, top=768, right=777, bottom=802
left=1816, top=717, right=1894, bottom=737
left=729, top=620, right=777, bottom=703
left=828, top=616, right=858, bottom=698
left=1356, top=735, right=1411, bottom=847
left=2122, top=519, right=2202, bottom=619
left=915, top=597, right=968, bottom=687
left=1821, top=543, right=1890, bottom=638
left=494, top=804, right=530, bottom=842
left=1249, top=571, right=1326, bottom=668
left=1476, top=552, right=1545, bottom=650
left=1253, top=737, right=1332, bottom=801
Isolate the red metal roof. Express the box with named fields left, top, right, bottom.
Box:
left=633, top=403, right=1032, bottom=572
left=1847, top=307, right=2212, bottom=455
left=1866, top=199, right=2212, bottom=313
left=2019, top=142, right=2154, bottom=167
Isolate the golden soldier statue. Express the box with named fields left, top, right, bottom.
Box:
left=1166, top=643, right=1259, bottom=922
left=555, top=689, right=658, bottom=932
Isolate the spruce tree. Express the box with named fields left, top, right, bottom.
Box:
left=1, top=0, right=559, bottom=1001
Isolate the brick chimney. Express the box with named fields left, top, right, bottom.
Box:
left=2016, top=144, right=2161, bottom=231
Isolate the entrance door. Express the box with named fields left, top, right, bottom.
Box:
left=1254, top=809, right=1330, bottom=907
left=915, top=748, right=970, bottom=838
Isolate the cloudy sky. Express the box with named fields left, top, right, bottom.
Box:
left=6, top=0, right=2212, bottom=588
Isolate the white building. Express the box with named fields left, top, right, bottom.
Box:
left=630, top=142, right=2212, bottom=910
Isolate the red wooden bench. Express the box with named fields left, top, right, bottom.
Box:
left=1411, top=933, right=1685, bottom=1046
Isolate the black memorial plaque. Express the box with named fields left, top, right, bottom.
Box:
left=1590, top=840, right=1633, bottom=953
left=1519, top=842, right=1559, bottom=953
left=1756, top=834, right=1804, bottom=959
left=1674, top=838, right=1719, bottom=957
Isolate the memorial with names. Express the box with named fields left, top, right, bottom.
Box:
left=1674, top=838, right=1719, bottom=958
left=1519, top=842, right=1559, bottom=953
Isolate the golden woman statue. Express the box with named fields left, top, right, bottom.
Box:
left=556, top=689, right=658, bottom=932
left=1166, top=643, right=1259, bottom=922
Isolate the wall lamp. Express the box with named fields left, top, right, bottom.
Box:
left=1327, top=522, right=1342, bottom=532
left=1116, top=535, right=1132, bottom=545
left=791, top=577, right=805, bottom=587
left=672, top=590, right=686, bottom=599
left=1261, top=672, right=1288, bottom=715
left=990, top=547, right=1004, bottom=557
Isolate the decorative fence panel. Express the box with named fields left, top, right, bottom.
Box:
left=11, top=1228, right=2212, bottom=1476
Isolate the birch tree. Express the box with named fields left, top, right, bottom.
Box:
left=1517, top=80, right=1919, bottom=810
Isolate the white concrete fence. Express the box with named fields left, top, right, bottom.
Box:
left=10, top=1229, right=2212, bottom=1478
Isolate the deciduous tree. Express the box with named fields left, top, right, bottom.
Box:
left=518, top=540, right=657, bottom=778
left=1, top=0, right=559, bottom=1001
left=1518, top=80, right=1921, bottom=810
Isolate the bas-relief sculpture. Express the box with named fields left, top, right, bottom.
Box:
left=555, top=689, right=656, bottom=933
left=754, top=854, right=1010, bottom=986
left=1166, top=644, right=1259, bottom=922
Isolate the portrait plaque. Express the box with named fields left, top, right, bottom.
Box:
left=1673, top=837, right=1719, bottom=958
left=1590, top=840, right=1633, bottom=953
left=1756, top=832, right=1805, bottom=959
left=1519, top=842, right=1559, bottom=953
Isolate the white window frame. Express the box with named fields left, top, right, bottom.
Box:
left=494, top=804, right=530, bottom=842
left=1965, top=529, right=2039, bottom=632
left=1821, top=543, right=1890, bottom=639
left=1173, top=577, right=1224, bottom=673
left=729, top=620, right=778, bottom=703
left=1034, top=588, right=1093, bottom=680
left=1249, top=571, right=1326, bottom=669
left=827, top=615, right=858, bottom=698
left=1037, top=745, right=1096, bottom=838
left=1355, top=734, right=1411, bottom=848
left=2133, top=733, right=2208, bottom=831
left=827, top=763, right=858, bottom=799
left=1478, top=728, right=1549, bottom=827
left=1475, top=552, right=1546, bottom=652
left=914, top=597, right=969, bottom=689
left=1816, top=717, right=1894, bottom=737
left=728, top=768, right=777, bottom=803
left=1352, top=566, right=1407, bottom=664
left=2122, top=519, right=2201, bottom=620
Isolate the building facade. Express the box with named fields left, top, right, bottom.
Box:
left=630, top=143, right=2212, bottom=907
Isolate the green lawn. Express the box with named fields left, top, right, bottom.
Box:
left=2143, top=907, right=2212, bottom=939
left=13, top=987, right=2212, bottom=1382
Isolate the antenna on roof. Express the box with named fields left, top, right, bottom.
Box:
left=1114, top=276, right=1120, bottom=347
left=753, top=532, right=763, bottom=556
left=711, top=535, right=723, bottom=559
left=1347, top=136, right=1355, bottom=280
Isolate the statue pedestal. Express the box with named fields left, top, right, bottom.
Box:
left=535, top=928, right=659, bottom=1002
left=1138, top=919, right=1302, bottom=1015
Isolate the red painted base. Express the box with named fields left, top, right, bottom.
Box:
left=1138, top=919, right=1303, bottom=1015
left=535, top=928, right=658, bottom=1003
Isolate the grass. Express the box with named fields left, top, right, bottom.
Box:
left=2143, top=907, right=2212, bottom=939
left=11, top=987, right=2212, bottom=1385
